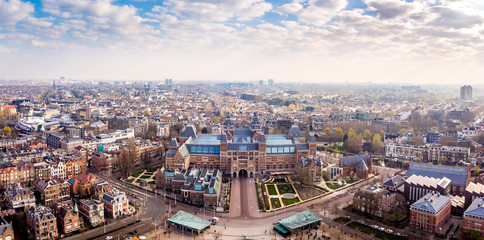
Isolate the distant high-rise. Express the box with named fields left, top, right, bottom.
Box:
left=165, top=78, right=173, bottom=86
left=259, top=80, right=263, bottom=86
left=53, top=79, right=56, bottom=90
left=461, top=85, right=472, bottom=100
left=268, top=79, right=274, bottom=86
left=60, top=76, right=65, bottom=84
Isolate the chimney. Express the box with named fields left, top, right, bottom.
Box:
left=430, top=199, right=433, bottom=203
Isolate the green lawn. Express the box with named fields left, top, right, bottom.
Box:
left=148, top=181, right=156, bottom=185
left=140, top=175, right=152, bottom=179
left=329, top=146, right=344, bottom=151
left=277, top=184, right=296, bottom=194
left=125, top=179, right=134, bottom=183
left=270, top=198, right=282, bottom=209
left=131, top=170, right=144, bottom=178
left=346, top=179, right=359, bottom=184
left=326, top=182, right=343, bottom=190
left=333, top=217, right=351, bottom=224
left=347, top=222, right=407, bottom=240
left=267, top=185, right=277, bottom=195
left=281, top=197, right=300, bottom=206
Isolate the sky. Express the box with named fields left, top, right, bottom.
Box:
left=0, top=0, right=484, bottom=84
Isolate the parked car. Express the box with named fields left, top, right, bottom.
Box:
left=385, top=229, right=393, bottom=234
left=371, top=225, right=379, bottom=229
left=378, top=227, right=385, bottom=231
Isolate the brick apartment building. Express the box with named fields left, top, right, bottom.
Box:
left=353, top=184, right=396, bottom=218
left=77, top=199, right=105, bottom=227
left=464, top=197, right=484, bottom=237
left=26, top=205, right=58, bottom=240
left=35, top=179, right=70, bottom=207
left=410, top=193, right=451, bottom=234
left=100, top=189, right=130, bottom=219
left=0, top=163, right=34, bottom=189
left=53, top=200, right=82, bottom=235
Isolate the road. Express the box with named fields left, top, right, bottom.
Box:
left=85, top=174, right=167, bottom=240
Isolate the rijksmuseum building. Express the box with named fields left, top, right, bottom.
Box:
left=165, top=117, right=319, bottom=178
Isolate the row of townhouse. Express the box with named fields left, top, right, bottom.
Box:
left=0, top=157, right=87, bottom=189
left=385, top=142, right=470, bottom=164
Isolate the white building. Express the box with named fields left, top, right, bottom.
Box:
left=157, top=124, right=170, bottom=137
left=95, top=128, right=135, bottom=144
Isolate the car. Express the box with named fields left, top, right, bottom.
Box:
left=106, top=237, right=113, bottom=240
left=385, top=229, right=393, bottom=234
left=357, top=219, right=365, bottom=224
left=371, top=225, right=379, bottom=229
left=378, top=227, right=385, bottom=231
left=394, top=233, right=402, bottom=236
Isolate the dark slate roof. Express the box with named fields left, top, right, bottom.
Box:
left=0, top=216, right=12, bottom=236
left=411, top=192, right=451, bottom=213
left=166, top=149, right=177, bottom=158
left=180, top=125, right=197, bottom=138
left=340, top=155, right=371, bottom=171
left=287, top=125, right=303, bottom=139
left=308, top=135, right=317, bottom=143
left=300, top=156, right=322, bottom=168
left=297, top=143, right=309, bottom=151
left=465, top=197, right=484, bottom=218
left=173, top=173, right=186, bottom=181
left=407, top=162, right=469, bottom=186
left=233, top=129, right=252, bottom=143
left=383, top=175, right=404, bottom=189
left=169, top=138, right=178, bottom=147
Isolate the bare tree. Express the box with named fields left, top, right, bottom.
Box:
left=141, top=149, right=152, bottom=169
left=119, top=150, right=134, bottom=179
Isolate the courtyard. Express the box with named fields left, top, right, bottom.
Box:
left=258, top=176, right=328, bottom=211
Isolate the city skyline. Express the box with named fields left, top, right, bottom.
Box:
left=0, top=0, right=483, bottom=83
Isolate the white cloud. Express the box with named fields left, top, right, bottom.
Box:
left=162, top=0, right=272, bottom=22
left=366, top=0, right=414, bottom=20
left=277, top=0, right=347, bottom=26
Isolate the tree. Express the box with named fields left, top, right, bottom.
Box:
left=324, top=127, right=331, bottom=137
left=142, top=109, right=151, bottom=117
left=201, top=127, right=208, bottom=134
left=363, top=129, right=372, bottom=142
left=333, top=127, right=344, bottom=142
left=371, top=134, right=383, bottom=154
left=211, top=115, right=220, bottom=122
left=141, top=149, right=152, bottom=169
left=347, top=128, right=357, bottom=139
left=461, top=111, right=476, bottom=125
left=379, top=130, right=385, bottom=141
left=398, top=128, right=407, bottom=135
left=118, top=150, right=134, bottom=179
left=407, top=136, right=424, bottom=146
left=294, top=165, right=311, bottom=184
left=475, top=165, right=481, bottom=176
left=438, top=156, right=447, bottom=165
left=146, top=122, right=157, bottom=139
left=1, top=126, right=11, bottom=136
left=344, top=134, right=362, bottom=154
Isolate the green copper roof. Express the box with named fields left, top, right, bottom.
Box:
left=279, top=210, right=322, bottom=230
left=168, top=210, right=211, bottom=231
